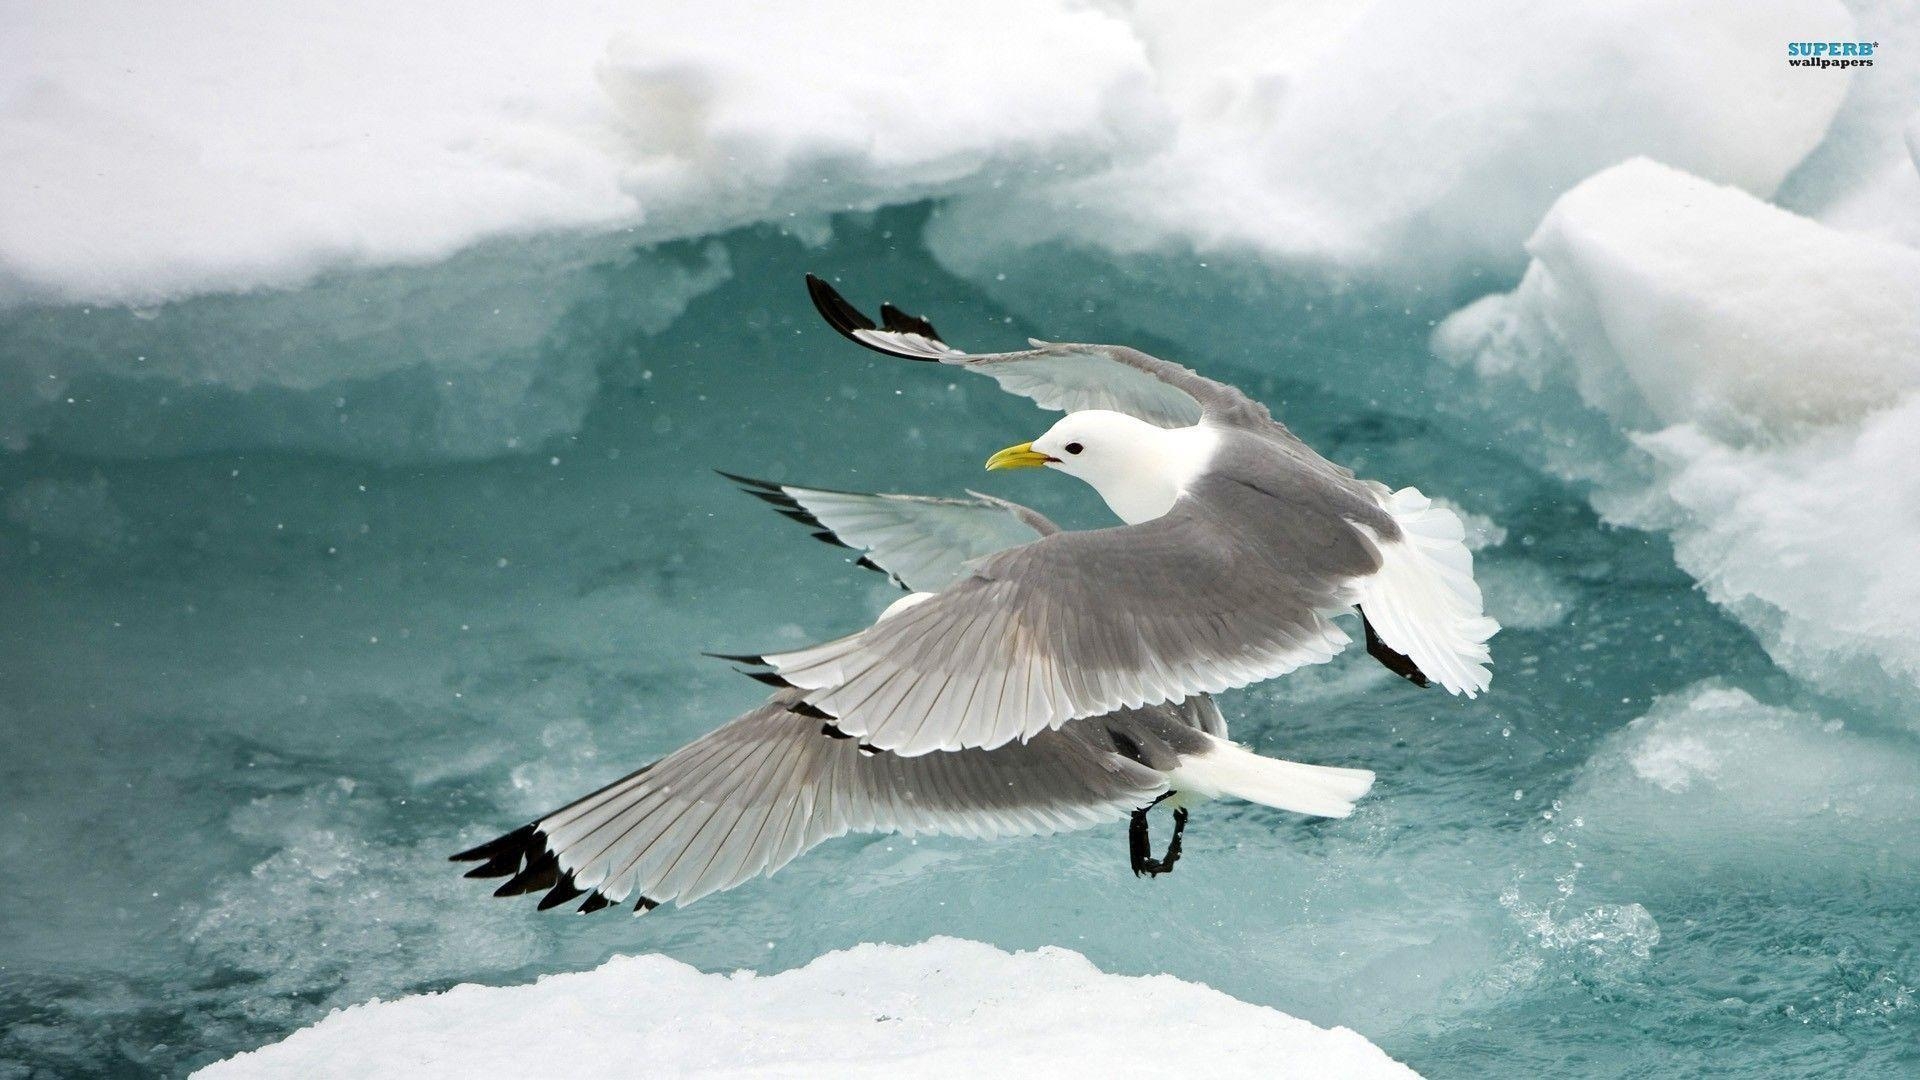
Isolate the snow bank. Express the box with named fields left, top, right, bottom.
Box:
left=1445, top=159, right=1920, bottom=438
left=3, top=0, right=1850, bottom=310
left=0, top=0, right=1160, bottom=308
left=1435, top=159, right=1920, bottom=704
left=193, top=938, right=1418, bottom=1080
left=0, top=0, right=1160, bottom=457
left=0, top=0, right=1871, bottom=460
left=932, top=0, right=1852, bottom=288
left=1562, top=682, right=1920, bottom=869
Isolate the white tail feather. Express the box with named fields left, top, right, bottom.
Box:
left=1168, top=733, right=1375, bottom=818
left=1357, top=487, right=1498, bottom=697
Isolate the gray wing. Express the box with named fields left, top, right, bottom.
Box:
left=806, top=274, right=1266, bottom=429
left=1176, top=694, right=1229, bottom=739
left=721, top=472, right=1058, bottom=593
left=757, top=456, right=1390, bottom=756
left=452, top=690, right=1168, bottom=911
left=723, top=472, right=1233, bottom=740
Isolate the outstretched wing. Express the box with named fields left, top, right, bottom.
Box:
left=806, top=274, right=1264, bottom=429
left=750, top=467, right=1385, bottom=756
left=451, top=691, right=1167, bottom=912
left=721, top=472, right=1058, bottom=593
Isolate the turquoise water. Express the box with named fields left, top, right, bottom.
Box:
left=2, top=211, right=1915, bottom=1077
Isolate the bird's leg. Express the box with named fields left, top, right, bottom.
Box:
left=1157, top=808, right=1189, bottom=875
left=1129, top=794, right=1188, bottom=878
left=1129, top=806, right=1154, bottom=877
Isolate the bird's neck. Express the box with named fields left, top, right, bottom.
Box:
left=1086, top=424, right=1221, bottom=524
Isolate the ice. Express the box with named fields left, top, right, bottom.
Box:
left=7, top=4, right=1920, bottom=1072
left=0, top=238, right=729, bottom=459
left=0, top=0, right=1159, bottom=309
left=1562, top=682, right=1920, bottom=871
left=931, top=0, right=1851, bottom=290
left=1434, top=159, right=1920, bottom=704
left=1444, top=159, right=1920, bottom=437
left=1803, top=107, right=1920, bottom=247
left=1, top=0, right=1162, bottom=459
left=1477, top=562, right=1574, bottom=631
left=192, top=938, right=1418, bottom=1079
left=184, top=780, right=551, bottom=1041
left=1, top=0, right=1875, bottom=462
left=8, top=223, right=1821, bottom=1077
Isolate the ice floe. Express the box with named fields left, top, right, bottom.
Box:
left=0, top=238, right=730, bottom=459
left=0, top=0, right=1164, bottom=457
left=193, top=938, right=1418, bottom=1079
left=1435, top=158, right=1920, bottom=704
left=0, top=0, right=1878, bottom=460
left=1561, top=681, right=1920, bottom=869
left=932, top=0, right=1852, bottom=288
left=0, top=0, right=1160, bottom=309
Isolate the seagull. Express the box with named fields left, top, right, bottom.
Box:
left=723, top=277, right=1498, bottom=758
left=453, top=476, right=1375, bottom=914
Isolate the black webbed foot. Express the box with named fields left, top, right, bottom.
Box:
left=1129, top=795, right=1189, bottom=878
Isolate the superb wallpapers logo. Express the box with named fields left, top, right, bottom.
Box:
left=1788, top=40, right=1878, bottom=68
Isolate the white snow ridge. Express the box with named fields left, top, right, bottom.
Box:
left=193, top=938, right=1418, bottom=1079
left=1435, top=158, right=1920, bottom=708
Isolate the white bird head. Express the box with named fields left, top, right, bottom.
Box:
left=985, top=410, right=1219, bottom=524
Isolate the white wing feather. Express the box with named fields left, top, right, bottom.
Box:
left=1354, top=487, right=1498, bottom=697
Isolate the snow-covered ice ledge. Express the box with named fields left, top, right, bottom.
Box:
left=193, top=937, right=1417, bottom=1079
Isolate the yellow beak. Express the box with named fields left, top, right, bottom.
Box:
left=984, top=441, right=1055, bottom=471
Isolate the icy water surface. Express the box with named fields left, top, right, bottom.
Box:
left=3, top=214, right=1916, bottom=1078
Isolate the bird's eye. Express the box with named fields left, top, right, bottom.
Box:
left=1065, top=442, right=1084, bottom=455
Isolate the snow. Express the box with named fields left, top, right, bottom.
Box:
left=0, top=0, right=1873, bottom=460
left=1434, top=158, right=1920, bottom=704
left=930, top=0, right=1853, bottom=287
left=0, top=0, right=1162, bottom=458
left=1806, top=107, right=1920, bottom=247
left=0, top=0, right=1161, bottom=309
left=2, top=0, right=1854, bottom=312
left=193, top=938, right=1419, bottom=1080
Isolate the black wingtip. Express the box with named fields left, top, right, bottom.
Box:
left=701, top=651, right=797, bottom=687
left=536, top=874, right=586, bottom=911
left=702, top=650, right=769, bottom=665
left=714, top=469, right=783, bottom=494
left=494, top=849, right=561, bottom=897
left=455, top=823, right=665, bottom=917
left=451, top=823, right=536, bottom=865
left=804, top=274, right=941, bottom=362
left=805, top=273, right=878, bottom=339
left=879, top=302, right=944, bottom=344
left=714, top=472, right=861, bottom=552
